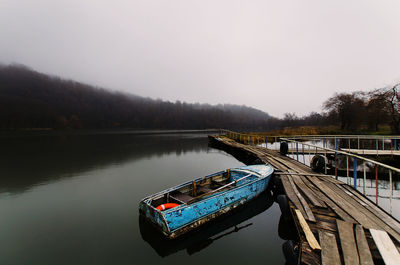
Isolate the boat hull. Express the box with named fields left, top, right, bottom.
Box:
left=166, top=176, right=271, bottom=238
left=139, top=164, right=273, bottom=239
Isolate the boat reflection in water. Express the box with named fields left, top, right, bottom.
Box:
left=139, top=190, right=274, bottom=257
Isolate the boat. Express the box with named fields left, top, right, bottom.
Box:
left=139, top=190, right=274, bottom=256
left=139, top=164, right=274, bottom=239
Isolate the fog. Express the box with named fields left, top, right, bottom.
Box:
left=1, top=0, right=400, bottom=117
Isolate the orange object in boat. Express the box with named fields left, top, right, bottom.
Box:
left=156, top=203, right=179, bottom=211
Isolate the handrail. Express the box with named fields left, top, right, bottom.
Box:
left=280, top=137, right=400, bottom=174
left=219, top=129, right=400, bottom=140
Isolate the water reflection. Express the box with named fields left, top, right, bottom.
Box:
left=0, top=132, right=287, bottom=265
left=140, top=191, right=274, bottom=257
left=0, top=132, right=209, bottom=193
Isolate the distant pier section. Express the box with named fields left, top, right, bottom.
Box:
left=210, top=131, right=400, bottom=265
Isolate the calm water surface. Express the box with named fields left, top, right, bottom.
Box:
left=0, top=132, right=285, bottom=265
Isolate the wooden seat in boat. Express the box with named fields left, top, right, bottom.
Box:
left=211, top=179, right=225, bottom=187
left=171, top=191, right=193, bottom=203
left=197, top=186, right=213, bottom=194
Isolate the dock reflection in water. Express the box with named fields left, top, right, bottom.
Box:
left=140, top=190, right=274, bottom=257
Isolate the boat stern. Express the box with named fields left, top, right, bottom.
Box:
left=139, top=199, right=170, bottom=236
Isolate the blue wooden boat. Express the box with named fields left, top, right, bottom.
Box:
left=139, top=164, right=274, bottom=239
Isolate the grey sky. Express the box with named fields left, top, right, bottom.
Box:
left=1, top=0, right=399, bottom=117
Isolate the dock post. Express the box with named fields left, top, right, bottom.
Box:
left=353, top=157, right=357, bottom=189
left=346, top=156, right=349, bottom=184
left=390, top=169, right=393, bottom=214
left=335, top=138, right=338, bottom=179
left=363, top=161, right=366, bottom=195
left=265, top=137, right=268, bottom=149
left=395, top=139, right=397, bottom=150
left=325, top=148, right=327, bottom=175
left=375, top=166, right=379, bottom=204
left=391, top=139, right=393, bottom=157
left=362, top=139, right=364, bottom=155
left=335, top=154, right=338, bottom=180
left=296, top=142, right=299, bottom=161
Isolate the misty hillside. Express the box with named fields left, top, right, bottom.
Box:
left=0, top=64, right=275, bottom=130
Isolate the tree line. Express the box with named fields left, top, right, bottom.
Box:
left=0, top=64, right=274, bottom=130
left=1, top=64, right=399, bottom=133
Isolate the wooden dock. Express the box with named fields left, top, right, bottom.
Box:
left=210, top=135, right=400, bottom=265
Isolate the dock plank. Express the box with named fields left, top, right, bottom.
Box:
left=355, top=225, right=373, bottom=265
left=308, top=177, right=384, bottom=229
left=295, top=209, right=321, bottom=251
left=370, top=229, right=400, bottom=265
left=342, top=185, right=400, bottom=233
left=280, top=174, right=307, bottom=218
left=291, top=174, right=326, bottom=208
left=324, top=181, right=400, bottom=243
left=319, top=231, right=341, bottom=265
left=287, top=175, right=316, bottom=222
left=305, top=176, right=355, bottom=223
left=337, top=220, right=359, bottom=265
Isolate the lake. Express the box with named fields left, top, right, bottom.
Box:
left=0, top=131, right=285, bottom=265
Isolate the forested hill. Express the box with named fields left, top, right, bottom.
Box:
left=0, top=64, right=275, bottom=130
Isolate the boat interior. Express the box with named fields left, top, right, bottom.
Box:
left=150, top=169, right=258, bottom=209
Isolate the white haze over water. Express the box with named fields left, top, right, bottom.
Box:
left=1, top=0, right=400, bottom=117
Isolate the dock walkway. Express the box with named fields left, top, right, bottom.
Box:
left=211, top=135, right=400, bottom=265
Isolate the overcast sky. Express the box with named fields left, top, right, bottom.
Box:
left=1, top=0, right=400, bottom=117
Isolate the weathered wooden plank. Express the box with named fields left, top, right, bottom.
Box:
left=299, top=241, right=322, bottom=265
left=311, top=177, right=392, bottom=233
left=319, top=231, right=341, bottom=265
left=287, top=175, right=316, bottom=222
left=319, top=175, right=345, bottom=185
left=314, top=213, right=338, bottom=224
left=343, top=184, right=400, bottom=233
left=313, top=208, right=338, bottom=217
left=355, top=225, right=373, bottom=265
left=370, top=228, right=400, bottom=265
left=324, top=181, right=400, bottom=243
left=310, top=220, right=337, bottom=233
left=322, top=181, right=376, bottom=223
left=280, top=174, right=307, bottom=218
left=291, top=174, right=326, bottom=208
left=305, top=176, right=355, bottom=223
left=295, top=209, right=321, bottom=251
left=337, top=220, right=359, bottom=265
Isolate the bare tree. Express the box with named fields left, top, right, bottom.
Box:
left=323, top=92, right=367, bottom=130
left=388, top=83, right=400, bottom=133
left=366, top=89, right=390, bottom=131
